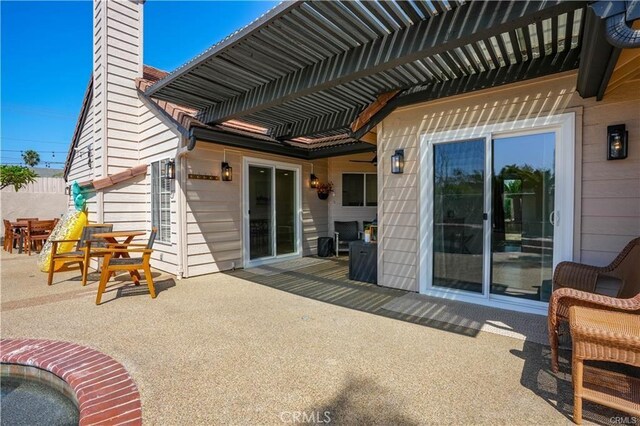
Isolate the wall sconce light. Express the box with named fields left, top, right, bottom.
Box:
left=391, top=149, right=404, bottom=174
left=310, top=173, right=319, bottom=189
left=165, top=158, right=176, bottom=180
left=221, top=162, right=233, bottom=181
left=64, top=186, right=70, bottom=195
left=607, top=124, right=628, bottom=160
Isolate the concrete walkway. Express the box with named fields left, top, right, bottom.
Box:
left=0, top=252, right=620, bottom=425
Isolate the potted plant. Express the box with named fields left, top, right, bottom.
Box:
left=316, top=182, right=333, bottom=200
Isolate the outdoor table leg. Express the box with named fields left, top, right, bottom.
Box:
left=18, top=231, right=24, bottom=254
left=106, top=236, right=142, bottom=285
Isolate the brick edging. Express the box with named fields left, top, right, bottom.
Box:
left=1, top=338, right=142, bottom=425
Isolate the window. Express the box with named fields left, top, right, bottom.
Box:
left=342, top=173, right=377, bottom=207
left=151, top=159, right=171, bottom=242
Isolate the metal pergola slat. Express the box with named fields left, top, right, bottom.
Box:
left=146, top=0, right=589, bottom=143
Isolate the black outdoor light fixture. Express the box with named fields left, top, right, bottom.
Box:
left=310, top=173, right=319, bottom=188
left=391, top=149, right=405, bottom=174
left=221, top=162, right=233, bottom=181
left=607, top=124, right=628, bottom=160
left=165, top=158, right=176, bottom=180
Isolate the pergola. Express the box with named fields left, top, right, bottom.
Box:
left=146, top=1, right=620, bottom=149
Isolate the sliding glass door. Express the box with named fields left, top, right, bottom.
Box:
left=432, top=139, right=485, bottom=293
left=422, top=114, right=574, bottom=311
left=246, top=160, right=300, bottom=265
left=248, top=165, right=273, bottom=260
left=491, top=133, right=555, bottom=301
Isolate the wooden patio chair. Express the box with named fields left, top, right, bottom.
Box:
left=334, top=221, right=362, bottom=257
left=96, top=228, right=157, bottom=305
left=548, top=237, right=640, bottom=373
left=16, top=217, right=38, bottom=222
left=3, top=220, right=21, bottom=253
left=568, top=306, right=640, bottom=424
left=47, top=224, right=113, bottom=286
left=24, top=219, right=58, bottom=255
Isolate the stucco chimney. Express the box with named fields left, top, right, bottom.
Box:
left=92, top=0, right=144, bottom=178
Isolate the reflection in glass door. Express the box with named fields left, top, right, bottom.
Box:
left=249, top=166, right=273, bottom=260
left=491, top=133, right=555, bottom=301
left=432, top=139, right=485, bottom=293
left=248, top=163, right=298, bottom=262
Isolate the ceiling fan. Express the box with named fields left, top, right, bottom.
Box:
left=349, top=155, right=377, bottom=166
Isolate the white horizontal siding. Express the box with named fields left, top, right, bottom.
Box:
left=378, top=71, right=640, bottom=291
left=185, top=144, right=328, bottom=277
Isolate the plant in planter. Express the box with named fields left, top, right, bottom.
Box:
left=316, top=182, right=333, bottom=200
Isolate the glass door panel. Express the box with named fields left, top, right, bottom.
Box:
left=275, top=168, right=295, bottom=255
left=249, top=165, right=273, bottom=260
left=432, top=139, right=485, bottom=293
left=491, top=132, right=555, bottom=301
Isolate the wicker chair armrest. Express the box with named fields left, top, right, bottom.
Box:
left=549, top=288, right=640, bottom=328
left=552, top=261, right=600, bottom=292
left=550, top=287, right=637, bottom=309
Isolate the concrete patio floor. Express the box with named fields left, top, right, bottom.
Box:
left=0, top=251, right=624, bottom=425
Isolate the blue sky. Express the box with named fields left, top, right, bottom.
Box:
left=1, top=1, right=278, bottom=169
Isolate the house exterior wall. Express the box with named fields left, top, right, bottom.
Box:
left=133, top=106, right=182, bottom=274
left=377, top=70, right=640, bottom=292
left=184, top=142, right=328, bottom=277
left=327, top=153, right=377, bottom=236
left=65, top=0, right=182, bottom=275
left=66, top=96, right=99, bottom=221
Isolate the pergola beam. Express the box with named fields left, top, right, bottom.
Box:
left=199, top=1, right=585, bottom=124
left=576, top=7, right=617, bottom=98
left=269, top=106, right=361, bottom=139
left=352, top=48, right=581, bottom=140
left=189, top=126, right=375, bottom=159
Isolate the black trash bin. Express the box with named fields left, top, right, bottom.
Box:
left=317, top=237, right=333, bottom=257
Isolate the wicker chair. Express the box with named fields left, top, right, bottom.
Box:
left=548, top=237, right=640, bottom=373
left=568, top=306, right=640, bottom=424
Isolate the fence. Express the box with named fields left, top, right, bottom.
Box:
left=1, top=177, right=68, bottom=222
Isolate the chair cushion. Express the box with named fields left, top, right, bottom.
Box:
left=335, top=221, right=359, bottom=241
left=595, top=275, right=623, bottom=297
left=109, top=257, right=144, bottom=266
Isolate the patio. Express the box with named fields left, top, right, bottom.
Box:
left=0, top=251, right=627, bottom=424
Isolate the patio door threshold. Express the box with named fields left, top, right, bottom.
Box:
left=420, top=288, right=548, bottom=316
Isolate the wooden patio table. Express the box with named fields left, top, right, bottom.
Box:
left=93, top=231, right=146, bottom=284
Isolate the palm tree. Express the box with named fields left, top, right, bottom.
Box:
left=21, top=150, right=40, bottom=167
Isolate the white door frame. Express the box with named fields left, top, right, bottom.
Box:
left=242, top=157, right=303, bottom=268
left=418, top=112, right=575, bottom=315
